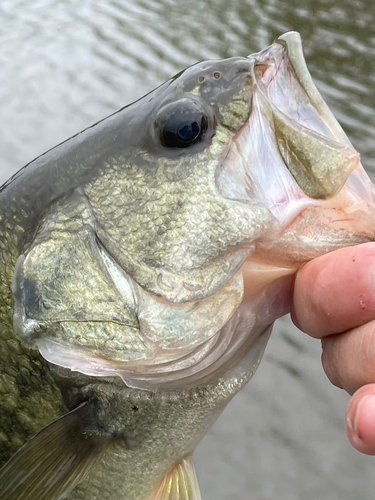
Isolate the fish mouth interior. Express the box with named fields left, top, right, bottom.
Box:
left=218, top=31, right=374, bottom=228
left=257, top=31, right=351, bottom=145
left=254, top=36, right=337, bottom=142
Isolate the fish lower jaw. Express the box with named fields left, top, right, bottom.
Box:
left=35, top=257, right=297, bottom=394
left=36, top=316, right=272, bottom=394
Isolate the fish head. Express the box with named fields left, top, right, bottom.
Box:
left=12, top=32, right=375, bottom=391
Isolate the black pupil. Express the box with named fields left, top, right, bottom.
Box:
left=159, top=105, right=208, bottom=148
left=177, top=120, right=200, bottom=142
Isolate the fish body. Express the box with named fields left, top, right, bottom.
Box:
left=1, top=32, right=375, bottom=499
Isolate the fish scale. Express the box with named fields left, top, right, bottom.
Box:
left=0, top=207, right=63, bottom=467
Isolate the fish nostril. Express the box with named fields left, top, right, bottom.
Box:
left=233, top=59, right=253, bottom=76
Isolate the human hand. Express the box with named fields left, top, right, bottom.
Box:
left=291, top=242, right=375, bottom=455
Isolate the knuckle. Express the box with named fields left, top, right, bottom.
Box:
left=321, top=339, right=344, bottom=389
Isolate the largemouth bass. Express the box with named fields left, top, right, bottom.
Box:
left=0, top=31, right=374, bottom=500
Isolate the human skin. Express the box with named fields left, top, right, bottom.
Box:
left=292, top=242, right=375, bottom=455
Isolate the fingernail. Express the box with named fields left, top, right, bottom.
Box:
left=350, top=394, right=375, bottom=440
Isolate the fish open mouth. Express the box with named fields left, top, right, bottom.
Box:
left=220, top=31, right=375, bottom=232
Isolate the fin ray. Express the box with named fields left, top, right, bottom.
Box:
left=150, top=456, right=202, bottom=500
left=0, top=403, right=110, bottom=500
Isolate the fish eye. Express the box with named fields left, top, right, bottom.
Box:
left=155, top=99, right=209, bottom=149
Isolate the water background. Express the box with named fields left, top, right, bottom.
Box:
left=0, top=1, right=374, bottom=498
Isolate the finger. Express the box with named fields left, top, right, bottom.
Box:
left=346, top=384, right=375, bottom=455
left=291, top=242, right=375, bottom=338
left=321, top=320, right=375, bottom=395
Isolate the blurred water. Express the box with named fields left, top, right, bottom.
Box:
left=0, top=0, right=374, bottom=498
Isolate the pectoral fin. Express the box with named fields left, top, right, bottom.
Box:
left=0, top=403, right=111, bottom=500
left=149, top=456, right=202, bottom=500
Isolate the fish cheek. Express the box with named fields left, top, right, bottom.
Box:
left=11, top=194, right=154, bottom=367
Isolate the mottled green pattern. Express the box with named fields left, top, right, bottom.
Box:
left=0, top=204, right=63, bottom=467
left=86, top=127, right=274, bottom=302
left=64, top=365, right=258, bottom=500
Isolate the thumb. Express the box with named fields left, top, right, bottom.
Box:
left=346, top=384, right=375, bottom=455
